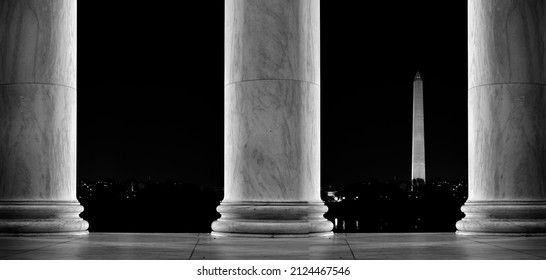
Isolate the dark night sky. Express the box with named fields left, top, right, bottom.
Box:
left=77, top=1, right=468, bottom=188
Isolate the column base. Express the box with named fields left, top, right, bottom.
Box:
left=0, top=201, right=89, bottom=235
left=210, top=232, right=333, bottom=238
left=456, top=201, right=546, bottom=235
left=211, top=202, right=333, bottom=237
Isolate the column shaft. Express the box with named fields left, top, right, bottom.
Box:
left=0, top=0, right=88, bottom=234
left=457, top=0, right=546, bottom=234
left=212, top=0, right=332, bottom=236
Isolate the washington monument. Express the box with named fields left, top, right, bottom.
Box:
left=412, top=71, right=426, bottom=182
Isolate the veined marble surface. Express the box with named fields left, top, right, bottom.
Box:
left=0, top=0, right=77, bottom=202
left=0, top=0, right=85, bottom=233
left=461, top=0, right=546, bottom=234
left=225, top=0, right=319, bottom=85
left=468, top=84, right=546, bottom=201
left=467, top=0, right=546, bottom=201
left=219, top=0, right=325, bottom=234
left=0, top=84, right=76, bottom=200
left=468, top=0, right=545, bottom=88
left=224, top=80, right=320, bottom=202
left=0, top=0, right=76, bottom=88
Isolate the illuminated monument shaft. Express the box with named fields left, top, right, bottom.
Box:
left=0, top=0, right=88, bottom=234
left=412, top=72, right=426, bottom=182
left=212, top=0, right=332, bottom=236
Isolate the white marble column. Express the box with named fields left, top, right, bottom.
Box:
left=0, top=0, right=88, bottom=234
left=212, top=0, right=332, bottom=236
left=457, top=0, right=546, bottom=235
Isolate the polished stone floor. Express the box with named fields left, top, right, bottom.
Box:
left=0, top=232, right=545, bottom=260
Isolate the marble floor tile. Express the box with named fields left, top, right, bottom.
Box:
left=0, top=237, right=75, bottom=250
left=10, top=247, right=196, bottom=260
left=69, top=233, right=200, bottom=247
left=308, top=238, right=354, bottom=260
left=0, top=232, right=545, bottom=260
left=351, top=245, right=541, bottom=260
left=192, top=236, right=354, bottom=260
left=8, top=242, right=197, bottom=260
left=0, top=250, right=32, bottom=258
left=464, top=236, right=546, bottom=250
left=192, top=238, right=310, bottom=260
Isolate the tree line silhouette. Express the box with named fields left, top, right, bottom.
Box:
left=78, top=177, right=466, bottom=232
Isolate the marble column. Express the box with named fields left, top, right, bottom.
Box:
left=212, top=0, right=332, bottom=236
left=457, top=0, right=546, bottom=235
left=0, top=0, right=88, bottom=234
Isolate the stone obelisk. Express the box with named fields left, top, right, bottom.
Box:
left=212, top=0, right=332, bottom=236
left=412, top=71, right=426, bottom=182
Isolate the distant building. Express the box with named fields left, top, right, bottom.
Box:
left=411, top=71, right=426, bottom=182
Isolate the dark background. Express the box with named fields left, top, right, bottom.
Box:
left=77, top=1, right=468, bottom=188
